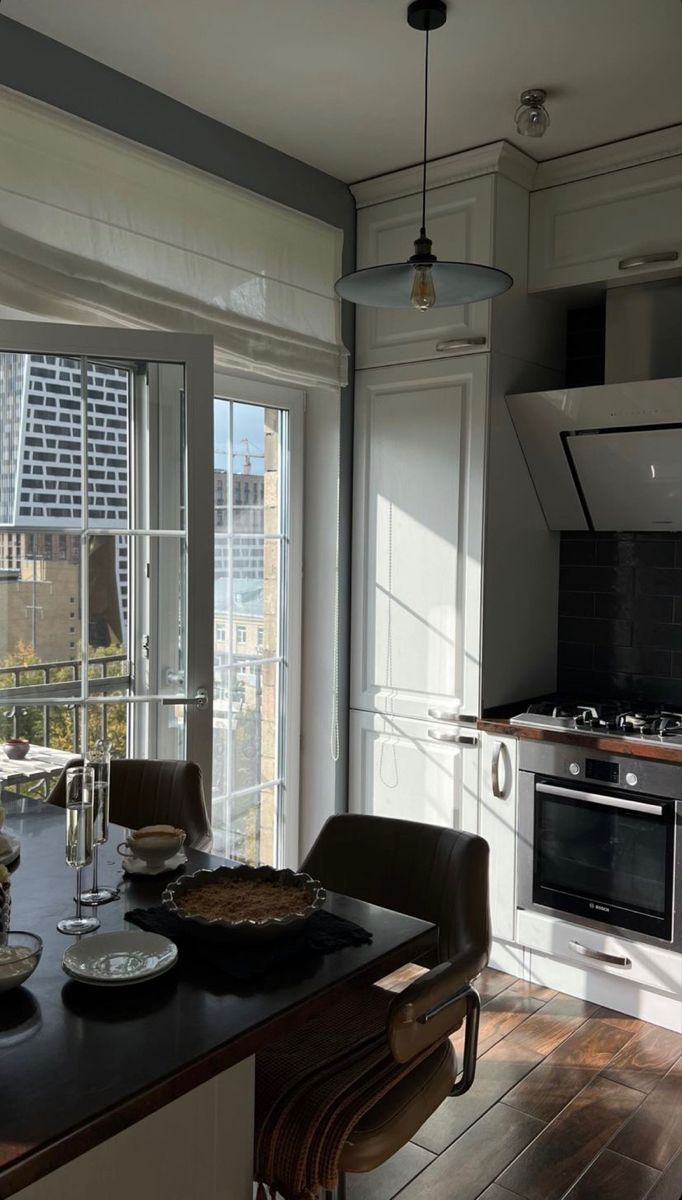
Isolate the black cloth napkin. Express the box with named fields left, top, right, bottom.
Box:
left=124, top=905, right=372, bottom=984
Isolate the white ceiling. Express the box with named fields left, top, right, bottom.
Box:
left=4, top=0, right=682, bottom=183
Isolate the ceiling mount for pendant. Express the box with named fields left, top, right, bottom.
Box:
left=335, top=0, right=513, bottom=311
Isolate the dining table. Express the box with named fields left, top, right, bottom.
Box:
left=0, top=799, right=436, bottom=1200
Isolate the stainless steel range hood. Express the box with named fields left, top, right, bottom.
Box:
left=507, top=281, right=682, bottom=532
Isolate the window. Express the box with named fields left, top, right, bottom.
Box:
left=211, top=375, right=303, bottom=869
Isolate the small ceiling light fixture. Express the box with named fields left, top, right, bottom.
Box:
left=515, top=88, right=550, bottom=138
left=335, top=0, right=513, bottom=311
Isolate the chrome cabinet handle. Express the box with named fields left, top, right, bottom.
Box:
left=569, top=941, right=632, bottom=969
left=618, top=250, right=678, bottom=270
left=162, top=687, right=209, bottom=710
left=428, top=707, right=460, bottom=722
left=428, top=728, right=478, bottom=746
left=491, top=740, right=504, bottom=799
left=435, top=336, right=487, bottom=352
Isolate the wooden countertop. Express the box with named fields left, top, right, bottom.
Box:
left=477, top=717, right=682, bottom=765
left=0, top=802, right=436, bottom=1198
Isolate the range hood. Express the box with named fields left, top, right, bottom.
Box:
left=507, top=281, right=682, bottom=531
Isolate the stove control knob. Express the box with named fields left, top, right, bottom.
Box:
left=569, top=762, right=581, bottom=776
left=625, top=771, right=638, bottom=788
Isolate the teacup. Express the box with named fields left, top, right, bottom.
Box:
left=117, top=825, right=186, bottom=866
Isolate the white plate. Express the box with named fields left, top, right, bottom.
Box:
left=62, top=931, right=178, bottom=986
left=121, top=851, right=187, bottom=876
left=0, top=834, right=20, bottom=867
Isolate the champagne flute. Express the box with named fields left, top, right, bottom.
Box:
left=81, top=740, right=119, bottom=906
left=57, top=766, right=100, bottom=936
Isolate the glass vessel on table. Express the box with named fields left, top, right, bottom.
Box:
left=81, top=739, right=118, bottom=906
left=57, top=766, right=100, bottom=935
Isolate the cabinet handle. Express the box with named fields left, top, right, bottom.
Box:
left=428, top=728, right=478, bottom=746
left=618, top=250, right=678, bottom=270
left=492, top=740, right=504, bottom=799
left=568, top=941, right=632, bottom=969
left=435, top=336, right=487, bottom=352
left=428, top=707, right=460, bottom=722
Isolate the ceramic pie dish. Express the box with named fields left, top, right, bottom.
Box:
left=162, top=864, right=326, bottom=943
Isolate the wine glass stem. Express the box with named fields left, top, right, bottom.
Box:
left=92, top=844, right=99, bottom=893
left=76, top=866, right=82, bottom=920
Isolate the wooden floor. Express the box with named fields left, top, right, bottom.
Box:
left=348, top=966, right=682, bottom=1200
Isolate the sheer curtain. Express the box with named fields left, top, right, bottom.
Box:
left=0, top=87, right=348, bottom=390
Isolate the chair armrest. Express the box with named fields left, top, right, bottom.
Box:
left=387, top=951, right=482, bottom=1064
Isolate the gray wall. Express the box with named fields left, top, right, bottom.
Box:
left=0, top=14, right=356, bottom=815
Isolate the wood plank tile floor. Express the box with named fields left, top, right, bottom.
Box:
left=347, top=967, right=682, bottom=1200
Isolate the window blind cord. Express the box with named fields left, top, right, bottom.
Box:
left=330, top=462, right=341, bottom=764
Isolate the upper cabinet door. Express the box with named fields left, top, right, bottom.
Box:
left=351, top=355, right=488, bottom=722
left=529, top=156, right=682, bottom=292
left=356, top=176, right=494, bottom=368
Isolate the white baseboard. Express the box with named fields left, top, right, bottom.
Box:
left=490, top=939, right=682, bottom=1033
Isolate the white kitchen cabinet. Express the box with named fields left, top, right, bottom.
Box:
left=350, top=355, right=488, bottom=722
left=356, top=175, right=494, bottom=368
left=479, top=732, right=517, bottom=942
left=349, top=708, right=480, bottom=834
left=529, top=155, right=682, bottom=292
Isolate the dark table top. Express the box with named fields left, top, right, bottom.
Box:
left=0, top=801, right=436, bottom=1197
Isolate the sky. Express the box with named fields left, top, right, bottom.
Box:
left=214, top=399, right=267, bottom=475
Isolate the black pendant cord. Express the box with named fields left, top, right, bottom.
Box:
left=420, top=27, right=430, bottom=237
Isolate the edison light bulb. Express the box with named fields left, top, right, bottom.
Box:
left=410, top=264, right=436, bottom=310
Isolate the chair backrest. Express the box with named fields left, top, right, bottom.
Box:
left=301, top=813, right=490, bottom=970
left=48, top=758, right=211, bottom=850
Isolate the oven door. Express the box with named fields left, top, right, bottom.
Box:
left=533, top=779, right=676, bottom=944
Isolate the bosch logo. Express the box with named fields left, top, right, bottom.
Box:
left=589, top=902, right=610, bottom=913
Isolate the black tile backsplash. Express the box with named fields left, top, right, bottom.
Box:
left=558, top=533, right=682, bottom=707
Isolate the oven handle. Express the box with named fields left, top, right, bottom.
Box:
left=536, top=782, right=663, bottom=817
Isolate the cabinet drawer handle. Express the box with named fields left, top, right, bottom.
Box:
left=618, top=250, right=678, bottom=270
left=435, top=336, right=487, bottom=351
left=568, top=941, right=632, bottom=969
left=492, top=740, right=504, bottom=799
left=428, top=707, right=461, bottom=722
left=428, top=728, right=478, bottom=746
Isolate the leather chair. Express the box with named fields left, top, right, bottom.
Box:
left=257, top=813, right=490, bottom=1197
left=48, top=758, right=212, bottom=850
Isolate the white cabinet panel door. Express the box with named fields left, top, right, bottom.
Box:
left=356, top=176, right=494, bottom=368
left=349, top=709, right=479, bottom=833
left=479, top=732, right=518, bottom=943
left=351, top=356, right=487, bottom=721
left=529, top=156, right=682, bottom=291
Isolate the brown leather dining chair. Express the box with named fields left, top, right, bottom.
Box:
left=48, top=758, right=212, bottom=850
left=255, top=813, right=490, bottom=1199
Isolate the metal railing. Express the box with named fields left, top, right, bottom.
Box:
left=0, top=654, right=130, bottom=752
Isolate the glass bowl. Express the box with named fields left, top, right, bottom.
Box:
left=0, top=932, right=43, bottom=992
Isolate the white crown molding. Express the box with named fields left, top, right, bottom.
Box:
left=533, top=126, right=682, bottom=191
left=351, top=140, right=538, bottom=207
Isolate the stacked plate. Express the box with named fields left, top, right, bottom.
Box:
left=62, top=931, right=178, bottom=987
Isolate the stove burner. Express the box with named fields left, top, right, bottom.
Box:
left=524, top=699, right=682, bottom=739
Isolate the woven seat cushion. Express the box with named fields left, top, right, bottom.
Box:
left=339, top=1038, right=456, bottom=1173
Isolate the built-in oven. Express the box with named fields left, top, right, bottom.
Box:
left=518, top=742, right=681, bottom=951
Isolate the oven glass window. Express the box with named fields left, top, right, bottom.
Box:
left=536, top=791, right=670, bottom=919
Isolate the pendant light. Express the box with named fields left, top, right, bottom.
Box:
left=335, top=0, right=513, bottom=310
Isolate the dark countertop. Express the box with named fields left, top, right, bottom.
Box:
left=0, top=802, right=436, bottom=1198
left=477, top=716, right=682, bottom=765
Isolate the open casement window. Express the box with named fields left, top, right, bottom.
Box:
left=0, top=322, right=214, bottom=807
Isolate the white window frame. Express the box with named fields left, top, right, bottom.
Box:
left=213, top=369, right=304, bottom=869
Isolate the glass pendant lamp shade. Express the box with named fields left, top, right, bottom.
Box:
left=335, top=259, right=513, bottom=308
left=335, top=0, right=513, bottom=310
left=515, top=89, right=550, bottom=138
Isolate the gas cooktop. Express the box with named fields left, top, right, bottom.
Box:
left=510, top=700, right=682, bottom=746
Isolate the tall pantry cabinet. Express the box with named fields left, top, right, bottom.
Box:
left=348, top=143, right=562, bottom=834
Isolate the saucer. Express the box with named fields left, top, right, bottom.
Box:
left=0, top=834, right=20, bottom=867
left=121, top=851, right=187, bottom=876
left=62, top=931, right=178, bottom=986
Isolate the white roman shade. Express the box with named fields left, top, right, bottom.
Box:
left=0, top=88, right=348, bottom=389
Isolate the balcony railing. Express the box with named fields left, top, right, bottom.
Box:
left=0, top=655, right=130, bottom=753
